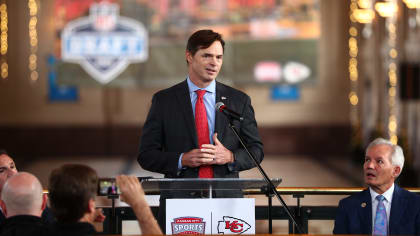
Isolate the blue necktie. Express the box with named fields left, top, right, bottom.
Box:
left=373, top=195, right=387, bottom=235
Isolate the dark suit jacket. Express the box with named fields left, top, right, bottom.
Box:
left=0, top=207, right=54, bottom=229
left=51, top=222, right=96, bottom=236
left=333, top=185, right=420, bottom=235
left=0, top=209, right=5, bottom=223
left=138, top=80, right=264, bottom=229
left=0, top=215, right=52, bottom=236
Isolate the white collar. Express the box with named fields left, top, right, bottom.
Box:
left=370, top=183, right=394, bottom=203
left=186, top=76, right=216, bottom=94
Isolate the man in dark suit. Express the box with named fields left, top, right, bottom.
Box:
left=0, top=150, right=54, bottom=225
left=0, top=172, right=51, bottom=235
left=0, top=150, right=17, bottom=199
left=107, top=182, right=118, bottom=195
left=138, top=29, right=264, bottom=231
left=0, top=150, right=19, bottom=223
left=333, top=138, right=420, bottom=235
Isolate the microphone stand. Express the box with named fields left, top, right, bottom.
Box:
left=107, top=194, right=118, bottom=234
left=227, top=117, right=305, bottom=234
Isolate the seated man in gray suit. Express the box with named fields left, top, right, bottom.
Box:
left=333, top=138, right=420, bottom=235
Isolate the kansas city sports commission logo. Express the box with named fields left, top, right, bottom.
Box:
left=171, top=217, right=206, bottom=234
left=61, top=2, right=148, bottom=84
left=217, top=216, right=251, bottom=234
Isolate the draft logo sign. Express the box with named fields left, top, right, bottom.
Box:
left=61, top=2, right=148, bottom=84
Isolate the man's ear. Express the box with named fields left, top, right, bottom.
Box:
left=186, top=51, right=192, bottom=64
left=393, top=166, right=401, bottom=178
left=0, top=199, right=8, bottom=217
left=87, top=198, right=95, bottom=213
left=41, top=193, right=48, bottom=211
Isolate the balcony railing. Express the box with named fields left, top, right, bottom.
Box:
left=100, top=187, right=420, bottom=234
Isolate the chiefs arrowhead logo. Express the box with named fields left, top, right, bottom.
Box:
left=217, top=216, right=251, bottom=234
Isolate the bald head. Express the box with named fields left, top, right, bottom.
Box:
left=1, top=172, right=45, bottom=217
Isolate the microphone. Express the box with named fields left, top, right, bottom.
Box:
left=216, top=102, right=244, bottom=121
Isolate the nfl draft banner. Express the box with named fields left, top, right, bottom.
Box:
left=54, top=0, right=319, bottom=87
left=166, top=198, right=255, bottom=235
left=61, top=1, right=148, bottom=84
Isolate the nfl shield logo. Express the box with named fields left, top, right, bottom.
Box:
left=91, top=3, right=117, bottom=31
left=61, top=2, right=148, bottom=84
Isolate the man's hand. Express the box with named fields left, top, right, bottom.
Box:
left=93, top=208, right=106, bottom=223
left=116, top=175, right=147, bottom=209
left=182, top=133, right=234, bottom=167
left=201, top=133, right=234, bottom=165
left=116, top=175, right=163, bottom=235
left=181, top=149, right=214, bottom=167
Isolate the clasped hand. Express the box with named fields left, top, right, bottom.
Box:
left=182, top=133, right=234, bottom=168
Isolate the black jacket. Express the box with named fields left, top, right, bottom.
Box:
left=0, top=215, right=52, bottom=236
left=51, top=222, right=96, bottom=236
left=138, top=80, right=264, bottom=230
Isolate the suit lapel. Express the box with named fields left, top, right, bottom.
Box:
left=358, top=189, right=372, bottom=234
left=389, top=185, right=406, bottom=235
left=0, top=208, right=5, bottom=222
left=215, top=82, right=228, bottom=141
left=175, top=80, right=198, bottom=148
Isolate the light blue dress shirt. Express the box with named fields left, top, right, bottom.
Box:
left=370, top=183, right=394, bottom=234
left=178, top=77, right=216, bottom=170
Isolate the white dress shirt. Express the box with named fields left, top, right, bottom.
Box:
left=369, top=183, right=394, bottom=234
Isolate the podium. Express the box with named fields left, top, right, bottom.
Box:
left=141, top=177, right=281, bottom=193
left=141, top=178, right=282, bottom=234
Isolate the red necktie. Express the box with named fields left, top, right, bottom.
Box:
left=195, top=90, right=213, bottom=178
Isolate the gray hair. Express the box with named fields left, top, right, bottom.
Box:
left=366, top=138, right=404, bottom=173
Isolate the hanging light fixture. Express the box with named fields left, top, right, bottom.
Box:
left=375, top=1, right=398, bottom=18
left=349, top=0, right=360, bottom=133
left=0, top=1, right=7, bottom=79
left=353, top=0, right=375, bottom=24
left=353, top=8, right=375, bottom=23
left=377, top=0, right=399, bottom=144
left=28, top=0, right=39, bottom=82
left=403, top=0, right=420, bottom=8
left=358, top=0, right=372, bottom=8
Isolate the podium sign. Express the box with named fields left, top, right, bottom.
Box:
left=166, top=198, right=255, bottom=235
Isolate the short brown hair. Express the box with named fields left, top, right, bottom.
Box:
left=48, top=164, right=98, bottom=223
left=186, top=29, right=225, bottom=57
left=0, top=149, right=9, bottom=156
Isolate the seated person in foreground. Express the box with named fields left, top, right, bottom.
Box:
left=48, top=164, right=161, bottom=235
left=0, top=172, right=51, bottom=236
left=333, top=138, right=420, bottom=235
left=0, top=149, right=54, bottom=225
